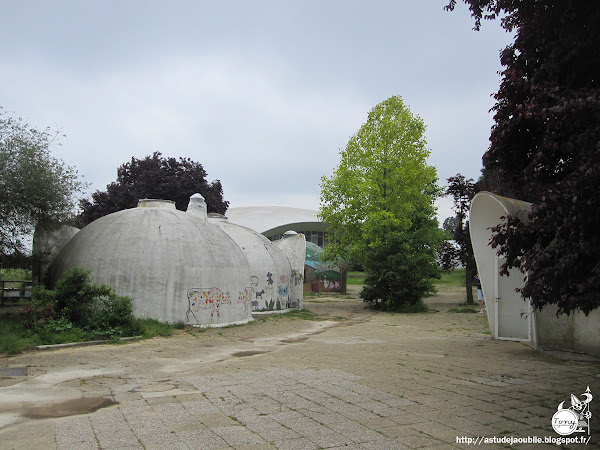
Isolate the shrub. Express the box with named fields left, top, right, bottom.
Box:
left=87, top=293, right=142, bottom=338
left=34, top=317, right=90, bottom=344
left=27, top=267, right=141, bottom=340
left=0, top=268, right=32, bottom=281
left=360, top=226, right=441, bottom=311
left=395, top=301, right=429, bottom=313
left=0, top=267, right=173, bottom=354
left=21, top=303, right=54, bottom=330
left=53, top=267, right=112, bottom=326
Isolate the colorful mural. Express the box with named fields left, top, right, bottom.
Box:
left=186, top=288, right=231, bottom=322
left=304, top=241, right=347, bottom=293
left=237, top=287, right=253, bottom=314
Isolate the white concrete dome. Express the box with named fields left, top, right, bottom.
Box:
left=51, top=199, right=255, bottom=327
left=209, top=220, right=304, bottom=311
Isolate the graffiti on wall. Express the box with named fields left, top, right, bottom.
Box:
left=237, top=286, right=253, bottom=315
left=184, top=272, right=299, bottom=322
left=291, top=269, right=303, bottom=286
left=186, top=288, right=231, bottom=322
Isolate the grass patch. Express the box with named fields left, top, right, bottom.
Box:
left=448, top=307, right=479, bottom=314
left=347, top=271, right=365, bottom=285
left=259, top=309, right=320, bottom=321
left=435, top=269, right=466, bottom=286
left=349, top=268, right=465, bottom=289
left=0, top=317, right=31, bottom=355
left=138, top=318, right=174, bottom=338
left=0, top=314, right=176, bottom=356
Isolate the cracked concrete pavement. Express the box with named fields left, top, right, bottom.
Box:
left=0, top=285, right=599, bottom=449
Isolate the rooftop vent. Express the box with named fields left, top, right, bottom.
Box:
left=137, top=199, right=176, bottom=209
left=187, top=193, right=207, bottom=220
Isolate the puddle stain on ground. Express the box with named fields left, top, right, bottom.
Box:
left=232, top=350, right=269, bottom=357
left=281, top=336, right=309, bottom=343
left=22, top=396, right=116, bottom=419
left=217, top=320, right=352, bottom=362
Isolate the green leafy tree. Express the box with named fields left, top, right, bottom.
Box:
left=319, top=96, right=443, bottom=311
left=447, top=1, right=600, bottom=315
left=0, top=108, right=84, bottom=266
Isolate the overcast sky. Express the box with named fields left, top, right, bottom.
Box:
left=1, top=0, right=513, bottom=223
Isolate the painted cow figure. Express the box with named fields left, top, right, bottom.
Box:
left=186, top=288, right=231, bottom=322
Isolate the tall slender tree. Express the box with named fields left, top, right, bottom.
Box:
left=442, top=174, right=477, bottom=304
left=320, top=96, right=443, bottom=311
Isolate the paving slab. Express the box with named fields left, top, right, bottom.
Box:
left=1, top=285, right=599, bottom=449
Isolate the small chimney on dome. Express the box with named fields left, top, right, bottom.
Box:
left=187, top=193, right=207, bottom=219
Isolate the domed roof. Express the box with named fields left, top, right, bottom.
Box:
left=209, top=220, right=304, bottom=310
left=51, top=199, right=254, bottom=326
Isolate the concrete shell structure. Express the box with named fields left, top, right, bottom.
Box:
left=470, top=192, right=533, bottom=342
left=50, top=195, right=305, bottom=327
left=208, top=217, right=305, bottom=311
left=225, top=206, right=328, bottom=247
left=273, top=234, right=306, bottom=307
left=470, top=191, right=600, bottom=355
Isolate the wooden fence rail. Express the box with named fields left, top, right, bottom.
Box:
left=1, top=280, right=33, bottom=306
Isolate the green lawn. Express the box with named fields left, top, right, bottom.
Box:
left=347, top=271, right=365, bottom=285
left=347, top=268, right=466, bottom=287
left=436, top=268, right=466, bottom=286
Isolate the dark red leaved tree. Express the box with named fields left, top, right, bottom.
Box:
left=77, top=152, right=229, bottom=226
left=447, top=1, right=600, bottom=315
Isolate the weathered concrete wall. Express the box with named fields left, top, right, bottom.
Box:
left=471, top=191, right=600, bottom=355
left=274, top=234, right=306, bottom=310
left=210, top=219, right=297, bottom=311
left=33, top=224, right=80, bottom=285
left=51, top=200, right=254, bottom=327
left=536, top=306, right=600, bottom=356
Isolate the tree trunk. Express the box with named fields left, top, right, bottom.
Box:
left=464, top=265, right=474, bottom=304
